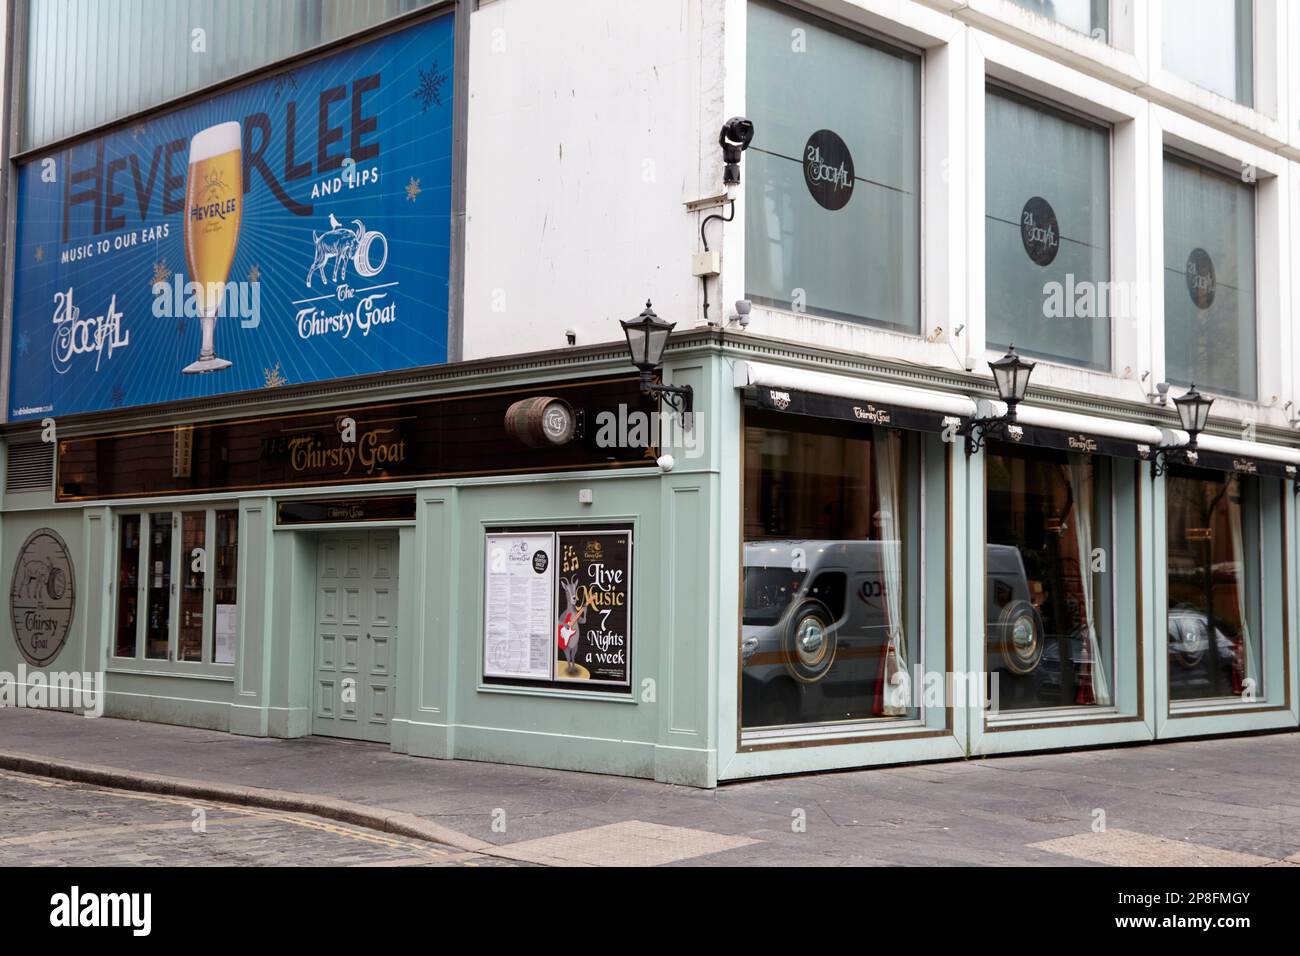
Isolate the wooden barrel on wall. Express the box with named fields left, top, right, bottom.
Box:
left=504, top=396, right=577, bottom=448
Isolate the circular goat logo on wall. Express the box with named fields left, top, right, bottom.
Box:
left=1020, top=196, right=1060, bottom=266
left=803, top=130, right=855, bottom=211
left=10, top=528, right=76, bottom=667
left=1185, top=247, right=1216, bottom=310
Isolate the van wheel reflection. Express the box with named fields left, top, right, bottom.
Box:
left=784, top=600, right=836, bottom=683
left=997, top=599, right=1045, bottom=675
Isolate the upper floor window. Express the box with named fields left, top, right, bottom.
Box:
left=1007, top=0, right=1108, bottom=39
left=1163, top=153, right=1257, bottom=401
left=1161, top=0, right=1253, bottom=106
left=745, top=0, right=921, bottom=334
left=985, top=86, right=1111, bottom=371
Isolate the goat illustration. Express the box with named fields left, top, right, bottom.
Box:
left=306, top=214, right=368, bottom=288
left=557, top=576, right=595, bottom=676
left=19, top=558, right=64, bottom=600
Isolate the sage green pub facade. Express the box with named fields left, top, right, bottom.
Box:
left=4, top=333, right=1298, bottom=788
left=3, top=0, right=1300, bottom=789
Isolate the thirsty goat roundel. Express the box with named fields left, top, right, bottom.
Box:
left=10, top=528, right=76, bottom=667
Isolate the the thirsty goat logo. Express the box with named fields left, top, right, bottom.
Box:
left=295, top=213, right=396, bottom=345
left=10, top=528, right=75, bottom=667
left=803, top=130, right=855, bottom=211
left=1020, top=196, right=1060, bottom=267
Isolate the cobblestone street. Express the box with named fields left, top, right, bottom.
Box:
left=0, top=770, right=513, bottom=867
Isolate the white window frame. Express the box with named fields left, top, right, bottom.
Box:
left=1146, top=0, right=1285, bottom=139
left=1148, top=105, right=1288, bottom=425
left=969, top=27, right=1147, bottom=401
left=982, top=79, right=1115, bottom=372
left=723, top=0, right=969, bottom=374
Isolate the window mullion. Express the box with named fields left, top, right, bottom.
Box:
left=136, top=516, right=149, bottom=662
left=204, top=509, right=216, bottom=663
left=170, top=511, right=181, bottom=662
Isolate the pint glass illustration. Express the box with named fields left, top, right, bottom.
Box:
left=182, top=121, right=241, bottom=374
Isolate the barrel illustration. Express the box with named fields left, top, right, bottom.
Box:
left=504, top=397, right=577, bottom=448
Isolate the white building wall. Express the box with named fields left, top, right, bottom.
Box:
left=461, top=0, right=729, bottom=359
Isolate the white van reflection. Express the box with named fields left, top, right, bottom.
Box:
left=742, top=540, right=1045, bottom=727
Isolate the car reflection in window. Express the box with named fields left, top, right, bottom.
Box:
left=741, top=541, right=900, bottom=728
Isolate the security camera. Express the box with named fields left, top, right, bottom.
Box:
left=656, top=453, right=675, bottom=473
left=720, top=117, right=755, bottom=186
left=733, top=299, right=752, bottom=328
left=720, top=117, right=755, bottom=150
left=1154, top=381, right=1171, bottom=406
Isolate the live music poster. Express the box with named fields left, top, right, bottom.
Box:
left=555, top=530, right=633, bottom=686
left=8, top=11, right=453, bottom=421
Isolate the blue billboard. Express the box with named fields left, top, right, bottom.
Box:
left=8, top=12, right=454, bottom=420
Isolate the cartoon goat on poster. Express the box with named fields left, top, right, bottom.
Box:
left=557, top=577, right=596, bottom=677
left=306, top=214, right=367, bottom=287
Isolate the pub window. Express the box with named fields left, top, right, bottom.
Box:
left=114, top=515, right=142, bottom=657
left=1165, top=469, right=1262, bottom=703
left=112, top=508, right=239, bottom=667
left=1163, top=153, right=1257, bottom=401
left=1007, top=0, right=1108, bottom=39
left=985, top=85, right=1111, bottom=371
left=744, top=0, right=921, bottom=333
left=742, top=412, right=923, bottom=730
left=985, top=442, right=1120, bottom=711
left=1161, top=0, right=1253, bottom=107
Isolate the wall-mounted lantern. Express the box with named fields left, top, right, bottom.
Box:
left=965, top=345, right=1036, bottom=456
left=620, top=300, right=693, bottom=428
left=1151, top=384, right=1215, bottom=478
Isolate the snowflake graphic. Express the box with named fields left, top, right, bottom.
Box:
left=264, top=362, right=287, bottom=388
left=16, top=331, right=29, bottom=356
left=110, top=385, right=126, bottom=407
left=413, top=63, right=448, bottom=112
left=152, top=259, right=172, bottom=286
left=248, top=264, right=261, bottom=283
left=273, top=71, right=298, bottom=97
left=405, top=177, right=422, bottom=203
left=131, top=123, right=148, bottom=139
left=34, top=245, right=44, bottom=262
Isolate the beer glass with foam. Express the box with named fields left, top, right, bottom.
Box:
left=182, top=121, right=241, bottom=374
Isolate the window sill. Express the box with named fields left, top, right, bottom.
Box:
left=986, top=704, right=1122, bottom=728
left=106, top=662, right=236, bottom=682
left=741, top=716, right=929, bottom=746
left=1168, top=696, right=1276, bottom=717
left=474, top=683, right=636, bottom=704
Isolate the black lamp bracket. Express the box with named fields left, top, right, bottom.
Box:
left=1150, top=445, right=1198, bottom=479
left=964, top=416, right=1023, bottom=457
left=640, top=370, right=694, bottom=430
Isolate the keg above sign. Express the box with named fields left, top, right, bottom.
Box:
left=504, top=397, right=582, bottom=448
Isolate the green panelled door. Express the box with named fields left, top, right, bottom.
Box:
left=312, top=531, right=398, bottom=743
